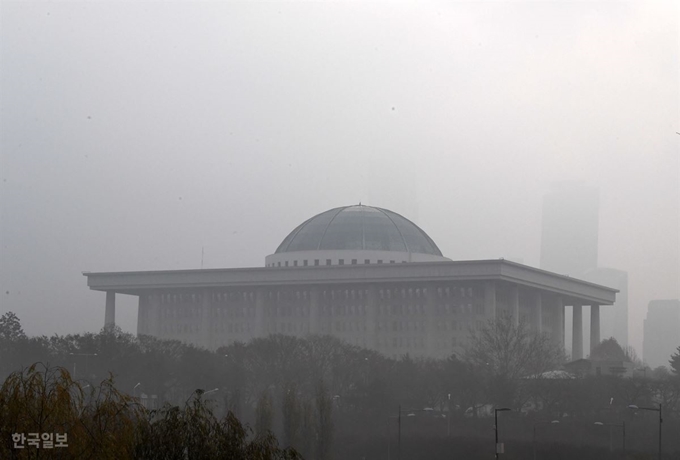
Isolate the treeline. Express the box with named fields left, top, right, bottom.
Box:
left=1, top=311, right=680, bottom=459
left=0, top=364, right=300, bottom=460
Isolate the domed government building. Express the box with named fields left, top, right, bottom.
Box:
left=84, top=205, right=616, bottom=360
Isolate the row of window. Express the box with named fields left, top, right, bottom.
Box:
left=215, top=322, right=252, bottom=334
left=157, top=292, right=256, bottom=304
left=308, top=303, right=484, bottom=317
left=333, top=321, right=366, bottom=333
left=375, top=319, right=478, bottom=332
left=374, top=303, right=482, bottom=316
left=156, top=302, right=489, bottom=322
left=151, top=285, right=542, bottom=307
left=319, top=286, right=480, bottom=301
left=378, top=337, right=426, bottom=349
left=162, top=306, right=204, bottom=319
left=162, top=324, right=198, bottom=334
left=151, top=285, right=488, bottom=307
left=268, top=322, right=308, bottom=334
left=160, top=306, right=257, bottom=319
left=162, top=321, right=254, bottom=335
left=267, top=259, right=407, bottom=268
left=376, top=320, right=424, bottom=332
left=156, top=314, right=550, bottom=337
left=266, top=305, right=309, bottom=317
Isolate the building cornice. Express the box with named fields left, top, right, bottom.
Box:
left=84, top=259, right=617, bottom=305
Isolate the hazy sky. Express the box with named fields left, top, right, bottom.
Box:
left=1, top=1, right=678, bottom=356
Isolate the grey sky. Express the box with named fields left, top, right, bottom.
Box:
left=1, top=1, right=678, bottom=356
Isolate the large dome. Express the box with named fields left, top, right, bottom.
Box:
left=275, top=205, right=443, bottom=256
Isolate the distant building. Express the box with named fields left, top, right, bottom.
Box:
left=84, top=205, right=617, bottom=360
left=539, top=184, right=631, bottom=358
left=582, top=268, right=628, bottom=348
left=564, top=358, right=634, bottom=378
left=643, top=299, right=680, bottom=369
left=540, top=182, right=599, bottom=277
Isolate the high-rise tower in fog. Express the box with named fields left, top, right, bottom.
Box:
left=540, top=183, right=628, bottom=358
left=540, top=182, right=599, bottom=277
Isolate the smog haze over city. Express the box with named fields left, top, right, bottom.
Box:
left=1, top=2, right=678, bottom=362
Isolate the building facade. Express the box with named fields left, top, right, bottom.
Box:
left=84, top=205, right=617, bottom=360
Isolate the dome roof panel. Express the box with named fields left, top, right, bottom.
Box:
left=275, top=205, right=443, bottom=256
left=383, top=210, right=441, bottom=255
left=275, top=208, right=340, bottom=253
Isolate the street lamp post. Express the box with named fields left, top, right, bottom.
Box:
left=133, top=382, right=141, bottom=398
left=532, top=420, right=560, bottom=460
left=594, top=421, right=625, bottom=457
left=494, top=408, right=511, bottom=459
left=447, top=394, right=451, bottom=437
left=628, top=404, right=661, bottom=460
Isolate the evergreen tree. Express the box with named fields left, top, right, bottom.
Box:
left=670, top=346, right=680, bottom=376
left=590, top=337, right=627, bottom=361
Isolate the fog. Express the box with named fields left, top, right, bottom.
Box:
left=1, top=1, right=678, bottom=356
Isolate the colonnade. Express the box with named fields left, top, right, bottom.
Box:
left=104, top=281, right=601, bottom=359
left=482, top=283, right=599, bottom=359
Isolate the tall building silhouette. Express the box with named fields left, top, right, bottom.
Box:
left=540, top=182, right=599, bottom=277
left=643, top=299, right=680, bottom=369
left=539, top=182, right=628, bottom=359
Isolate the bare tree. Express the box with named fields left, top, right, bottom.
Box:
left=255, top=390, right=274, bottom=438
left=463, top=310, right=565, bottom=407
left=314, top=380, right=334, bottom=460
left=281, top=382, right=301, bottom=449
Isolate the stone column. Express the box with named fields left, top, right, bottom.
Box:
left=510, top=285, right=520, bottom=327
left=105, top=291, right=116, bottom=328
left=533, top=291, right=542, bottom=334
left=366, top=285, right=379, bottom=349
left=484, top=281, right=497, bottom=320
left=309, top=287, right=321, bottom=335
left=572, top=302, right=583, bottom=360
left=590, top=304, right=600, bottom=354
left=255, top=289, right=267, bottom=338
left=557, top=296, right=565, bottom=347
left=148, top=293, right=161, bottom=337
left=425, top=284, right=439, bottom=357
left=136, top=295, right=146, bottom=336
left=201, top=290, right=213, bottom=350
